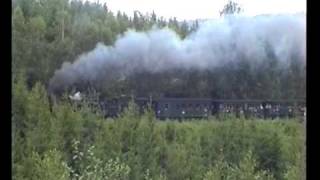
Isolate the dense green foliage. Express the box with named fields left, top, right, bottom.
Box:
left=12, top=0, right=195, bottom=87
left=12, top=77, right=305, bottom=180
left=12, top=0, right=305, bottom=99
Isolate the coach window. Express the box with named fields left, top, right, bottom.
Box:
left=165, top=104, right=169, bottom=110
left=204, top=105, right=208, bottom=112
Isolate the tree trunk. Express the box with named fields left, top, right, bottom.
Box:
left=61, top=17, right=64, bottom=42
left=61, top=4, right=65, bottom=42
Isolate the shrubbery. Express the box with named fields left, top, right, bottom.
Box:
left=12, top=79, right=305, bottom=180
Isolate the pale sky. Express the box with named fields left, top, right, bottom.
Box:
left=88, top=0, right=306, bottom=20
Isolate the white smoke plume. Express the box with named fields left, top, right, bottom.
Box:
left=49, top=14, right=305, bottom=93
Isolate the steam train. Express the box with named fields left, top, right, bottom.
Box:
left=88, top=97, right=306, bottom=120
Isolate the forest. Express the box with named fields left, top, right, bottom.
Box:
left=12, top=0, right=305, bottom=99
left=12, top=0, right=306, bottom=179
left=13, top=77, right=305, bottom=179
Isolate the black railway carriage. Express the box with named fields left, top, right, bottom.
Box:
left=155, top=98, right=212, bottom=119
left=265, top=100, right=306, bottom=118
left=212, top=99, right=264, bottom=118
left=89, top=96, right=306, bottom=119
left=100, top=97, right=154, bottom=117
left=101, top=98, right=128, bottom=117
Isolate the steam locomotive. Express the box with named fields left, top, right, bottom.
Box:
left=93, top=97, right=306, bottom=120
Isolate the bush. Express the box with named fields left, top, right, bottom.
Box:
left=12, top=81, right=305, bottom=180
left=66, top=140, right=131, bottom=180
left=203, top=150, right=275, bottom=180
left=14, top=149, right=69, bottom=180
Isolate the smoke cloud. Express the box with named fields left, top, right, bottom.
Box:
left=49, top=14, right=305, bottom=93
